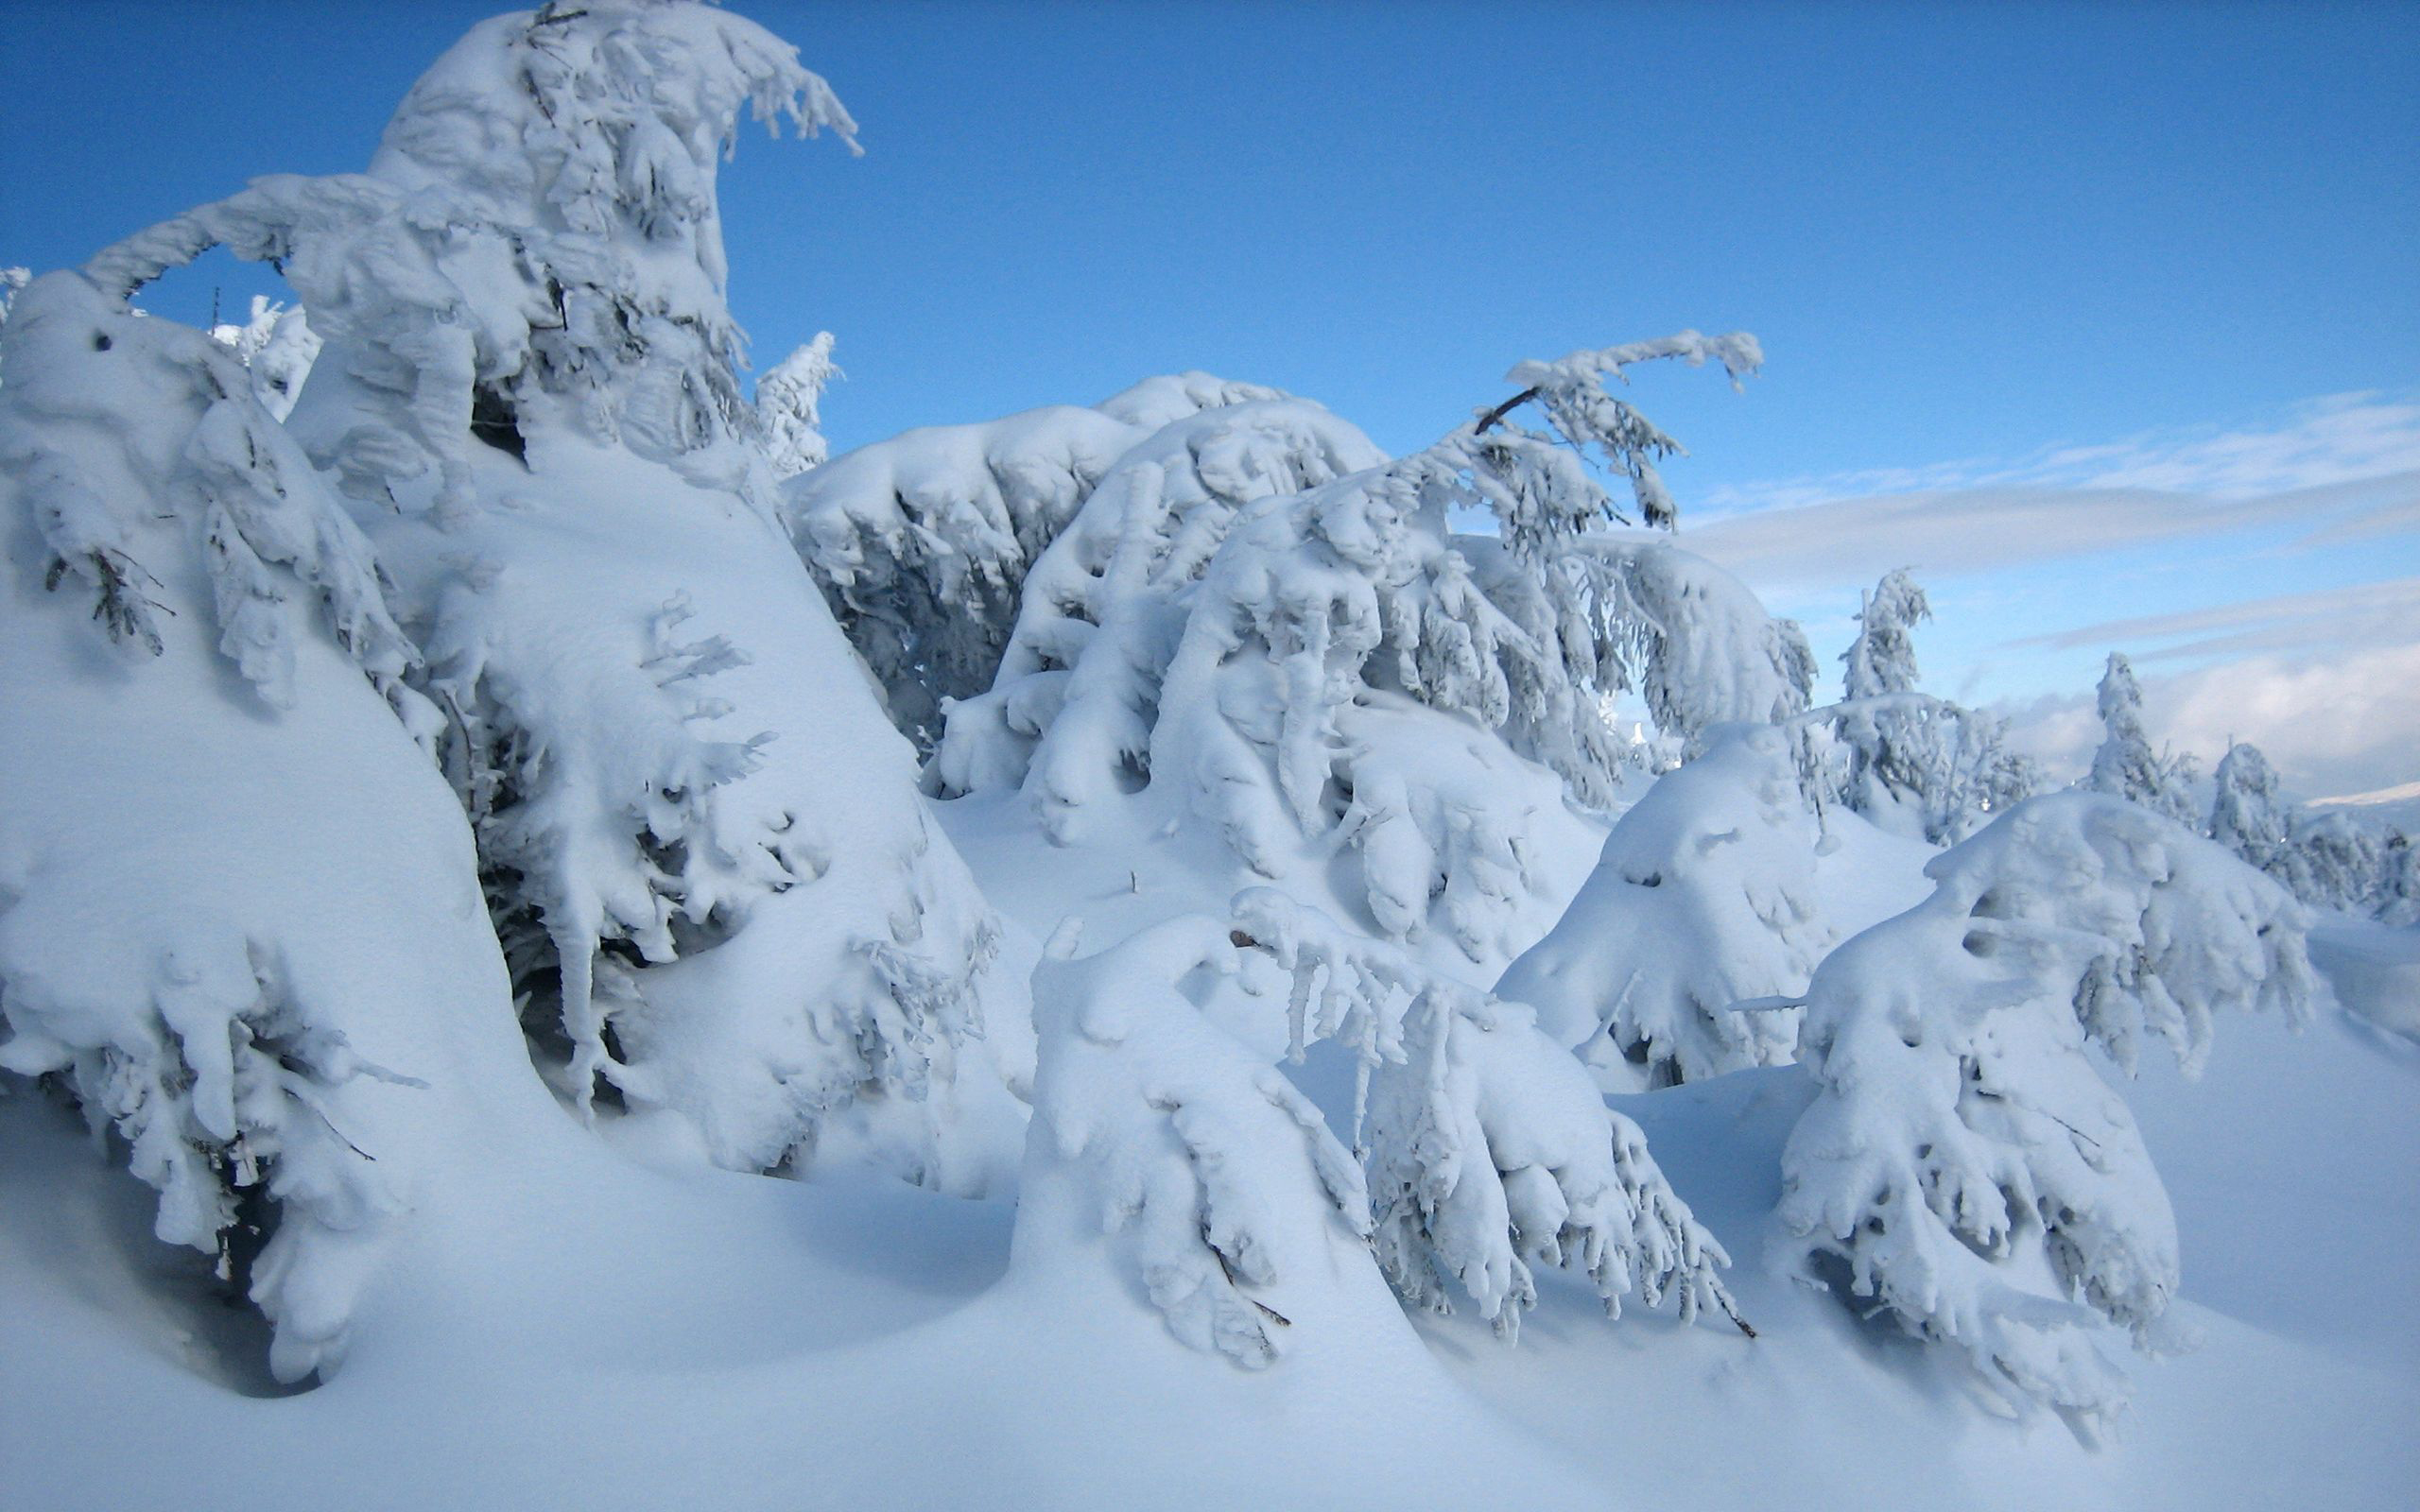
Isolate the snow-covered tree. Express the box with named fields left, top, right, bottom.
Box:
left=754, top=330, right=838, bottom=480
left=1015, top=911, right=1375, bottom=1366
left=2207, top=742, right=2290, bottom=877
left=1777, top=791, right=2316, bottom=1434
left=1841, top=568, right=1929, bottom=700
left=2084, top=652, right=2198, bottom=826
left=0, top=265, right=28, bottom=380
left=1495, top=725, right=1828, bottom=1087
left=1013, top=888, right=1744, bottom=1364
left=2377, top=831, right=2418, bottom=927
left=2284, top=808, right=2385, bottom=914
left=1794, top=570, right=2040, bottom=843
left=1231, top=889, right=1748, bottom=1340
left=786, top=373, right=1300, bottom=747
left=0, top=268, right=475, bottom=1382
left=80, top=0, right=1016, bottom=1188
left=933, top=336, right=1810, bottom=965
left=210, top=295, right=320, bottom=421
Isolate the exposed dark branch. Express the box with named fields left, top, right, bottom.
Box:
left=1472, top=385, right=1541, bottom=437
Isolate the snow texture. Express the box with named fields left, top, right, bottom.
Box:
left=70, top=0, right=1011, bottom=1190
left=790, top=378, right=1324, bottom=749
left=933, top=348, right=1808, bottom=961
left=1778, top=790, right=2318, bottom=1433
left=1497, top=725, right=1831, bottom=1088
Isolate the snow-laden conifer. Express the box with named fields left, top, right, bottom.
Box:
left=2285, top=808, right=2386, bottom=914
left=2208, top=742, right=2290, bottom=877
left=79, top=0, right=1013, bottom=1187
left=1016, top=914, right=1374, bottom=1366
left=1015, top=888, right=1744, bottom=1363
left=1793, top=570, right=2040, bottom=843
left=755, top=331, right=838, bottom=480
left=0, top=269, right=486, bottom=1382
left=1231, top=890, right=1748, bottom=1340
left=1495, top=726, right=1828, bottom=1087
left=2084, top=653, right=2199, bottom=826
left=209, top=295, right=320, bottom=421
left=1777, top=791, right=2316, bottom=1434
left=934, top=338, right=1810, bottom=962
left=786, top=375, right=1305, bottom=747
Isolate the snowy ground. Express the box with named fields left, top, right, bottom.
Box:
left=9, top=785, right=2409, bottom=1510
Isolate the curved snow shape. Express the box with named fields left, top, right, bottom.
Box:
left=1230, top=890, right=1750, bottom=1343
left=1776, top=790, right=2317, bottom=1435
left=1496, top=724, right=1828, bottom=1088
left=1016, top=916, right=1370, bottom=1367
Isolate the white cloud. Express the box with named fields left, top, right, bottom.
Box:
left=1681, top=393, right=2420, bottom=591
left=1997, top=642, right=2420, bottom=804
left=2007, top=576, right=2420, bottom=661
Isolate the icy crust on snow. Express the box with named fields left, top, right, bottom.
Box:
left=1496, top=725, right=1831, bottom=1089
left=1777, top=791, right=2318, bottom=1433
left=1016, top=891, right=1740, bottom=1365
left=789, top=383, right=1352, bottom=749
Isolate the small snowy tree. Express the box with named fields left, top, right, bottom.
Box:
left=1231, top=890, right=1749, bottom=1340
left=754, top=330, right=838, bottom=480
left=2208, top=742, right=2290, bottom=878
left=2085, top=653, right=2198, bottom=826
left=0, top=269, right=475, bottom=1382
left=210, top=295, right=320, bottom=421
left=0, top=265, right=28, bottom=381
left=1016, top=913, right=1374, bottom=1366
left=1495, top=725, right=1828, bottom=1087
left=2376, top=831, right=2418, bottom=927
left=1841, top=568, right=1929, bottom=701
left=1015, top=889, right=1744, bottom=1363
left=1777, top=791, right=2316, bottom=1435
left=1796, top=570, right=2039, bottom=843
left=2283, top=808, right=2385, bottom=914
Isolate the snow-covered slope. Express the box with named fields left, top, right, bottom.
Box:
left=3, top=4, right=2411, bottom=1509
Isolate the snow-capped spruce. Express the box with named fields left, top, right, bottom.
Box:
left=788, top=377, right=1317, bottom=749
left=1230, top=890, right=1748, bottom=1340
left=1495, top=725, right=1828, bottom=1087
left=754, top=331, right=839, bottom=480
left=935, top=338, right=1809, bottom=961
left=1793, top=569, right=2039, bottom=843
left=1016, top=914, right=1374, bottom=1367
left=1776, top=791, right=2316, bottom=1433
left=209, top=295, right=320, bottom=421
left=80, top=0, right=1011, bottom=1186
left=2208, top=741, right=2290, bottom=877
left=0, top=267, right=492, bottom=1383
left=2084, top=652, right=2199, bottom=826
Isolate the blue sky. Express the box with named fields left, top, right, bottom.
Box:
left=5, top=1, right=2415, bottom=796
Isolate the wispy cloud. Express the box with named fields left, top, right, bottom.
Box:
left=1686, top=394, right=2420, bottom=800
left=2007, top=576, right=2420, bottom=660
left=1996, top=642, right=2420, bottom=804
left=1682, top=393, right=2420, bottom=590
